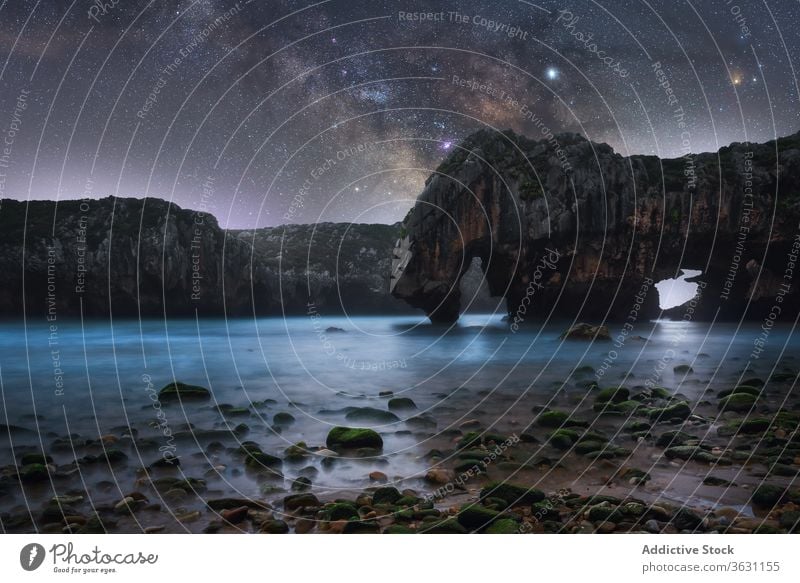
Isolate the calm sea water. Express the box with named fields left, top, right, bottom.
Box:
left=1, top=315, right=797, bottom=499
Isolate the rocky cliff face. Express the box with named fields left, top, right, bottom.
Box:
left=391, top=129, right=800, bottom=323
left=0, top=197, right=405, bottom=318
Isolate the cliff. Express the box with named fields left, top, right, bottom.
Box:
left=391, top=129, right=800, bottom=323
left=0, top=197, right=406, bottom=318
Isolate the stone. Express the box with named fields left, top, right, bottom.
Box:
left=752, top=485, right=784, bottom=507
left=595, top=387, right=630, bottom=404
left=283, top=493, right=320, bottom=512
left=718, top=393, right=757, bottom=412
left=480, top=482, right=545, bottom=506
left=326, top=427, right=383, bottom=450
left=220, top=506, right=249, bottom=524
left=560, top=323, right=611, bottom=340
left=369, top=471, right=388, bottom=483
left=157, top=382, right=210, bottom=401
left=425, top=468, right=455, bottom=484
left=372, top=486, right=402, bottom=505
left=457, top=504, right=500, bottom=529
left=260, top=519, right=289, bottom=533
left=344, top=407, right=399, bottom=423
left=387, top=397, right=417, bottom=411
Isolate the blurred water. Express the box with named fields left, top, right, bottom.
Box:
left=0, top=314, right=797, bottom=498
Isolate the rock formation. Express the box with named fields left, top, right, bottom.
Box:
left=391, top=129, right=800, bottom=323
left=0, top=197, right=405, bottom=318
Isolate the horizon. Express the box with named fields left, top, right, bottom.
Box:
left=3, top=125, right=797, bottom=229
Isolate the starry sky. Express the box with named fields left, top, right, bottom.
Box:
left=0, top=0, right=798, bottom=228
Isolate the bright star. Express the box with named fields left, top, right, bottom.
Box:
left=546, top=67, right=559, bottom=80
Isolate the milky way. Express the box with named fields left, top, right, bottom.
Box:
left=0, top=0, right=798, bottom=227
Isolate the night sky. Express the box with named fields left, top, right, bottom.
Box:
left=0, top=0, right=798, bottom=228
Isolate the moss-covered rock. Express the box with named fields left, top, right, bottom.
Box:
left=260, top=519, right=290, bottom=533
left=323, top=502, right=359, bottom=521
left=283, top=493, right=320, bottom=511
left=20, top=453, right=52, bottom=466
left=457, top=431, right=508, bottom=449
left=560, top=323, right=611, bottom=340
left=724, top=418, right=771, bottom=435
left=387, top=397, right=417, bottom=411
left=536, top=410, right=568, bottom=427
left=673, top=364, right=694, bottom=374
left=384, top=524, right=416, bottom=534
left=625, top=420, right=652, bottom=432
left=648, top=401, right=691, bottom=421
left=457, top=504, right=500, bottom=529
left=594, top=399, right=640, bottom=413
left=574, top=440, right=607, bottom=455
left=655, top=430, right=694, bottom=447
left=372, top=486, right=402, bottom=505
left=326, top=427, right=383, bottom=451
left=158, top=381, right=210, bottom=401
left=595, top=387, right=630, bottom=404
left=18, top=463, right=49, bottom=482
left=587, top=502, right=622, bottom=523
left=718, top=392, right=757, bottom=412
left=751, top=484, right=786, bottom=508
left=718, top=385, right=761, bottom=399
left=344, top=407, right=399, bottom=423
left=273, top=412, right=295, bottom=426
left=485, top=518, right=519, bottom=533
left=548, top=429, right=580, bottom=450
left=479, top=482, right=545, bottom=506
left=244, top=451, right=282, bottom=469
left=284, top=441, right=309, bottom=461
left=421, top=518, right=468, bottom=533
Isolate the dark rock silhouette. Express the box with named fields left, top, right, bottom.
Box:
left=390, top=129, right=800, bottom=323
left=0, top=197, right=405, bottom=318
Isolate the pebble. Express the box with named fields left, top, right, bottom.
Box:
left=596, top=521, right=616, bottom=533
left=144, top=525, right=165, bottom=534
left=220, top=506, right=249, bottom=524
left=425, top=468, right=455, bottom=484
left=369, top=471, right=388, bottom=483
left=644, top=519, right=661, bottom=533
left=176, top=510, right=201, bottom=523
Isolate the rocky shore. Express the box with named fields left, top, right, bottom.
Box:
left=3, top=365, right=799, bottom=534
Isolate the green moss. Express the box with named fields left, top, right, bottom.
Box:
left=326, top=427, right=383, bottom=451
left=648, top=400, right=691, bottom=421
left=574, top=440, right=607, bottom=455
left=372, top=487, right=402, bottom=505
left=548, top=429, right=580, bottom=450
left=718, top=392, right=757, bottom=412
left=323, top=502, right=359, bottom=521
left=718, top=385, right=761, bottom=399
left=244, top=451, right=282, bottom=469
left=384, top=524, right=416, bottom=534
left=518, top=179, right=544, bottom=201
left=457, top=504, right=501, bottom=529
left=18, top=463, right=49, bottom=482
left=486, top=518, right=520, bottom=533
left=595, top=387, right=630, bottom=404
left=421, top=518, right=468, bottom=534
left=158, top=381, right=210, bottom=400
